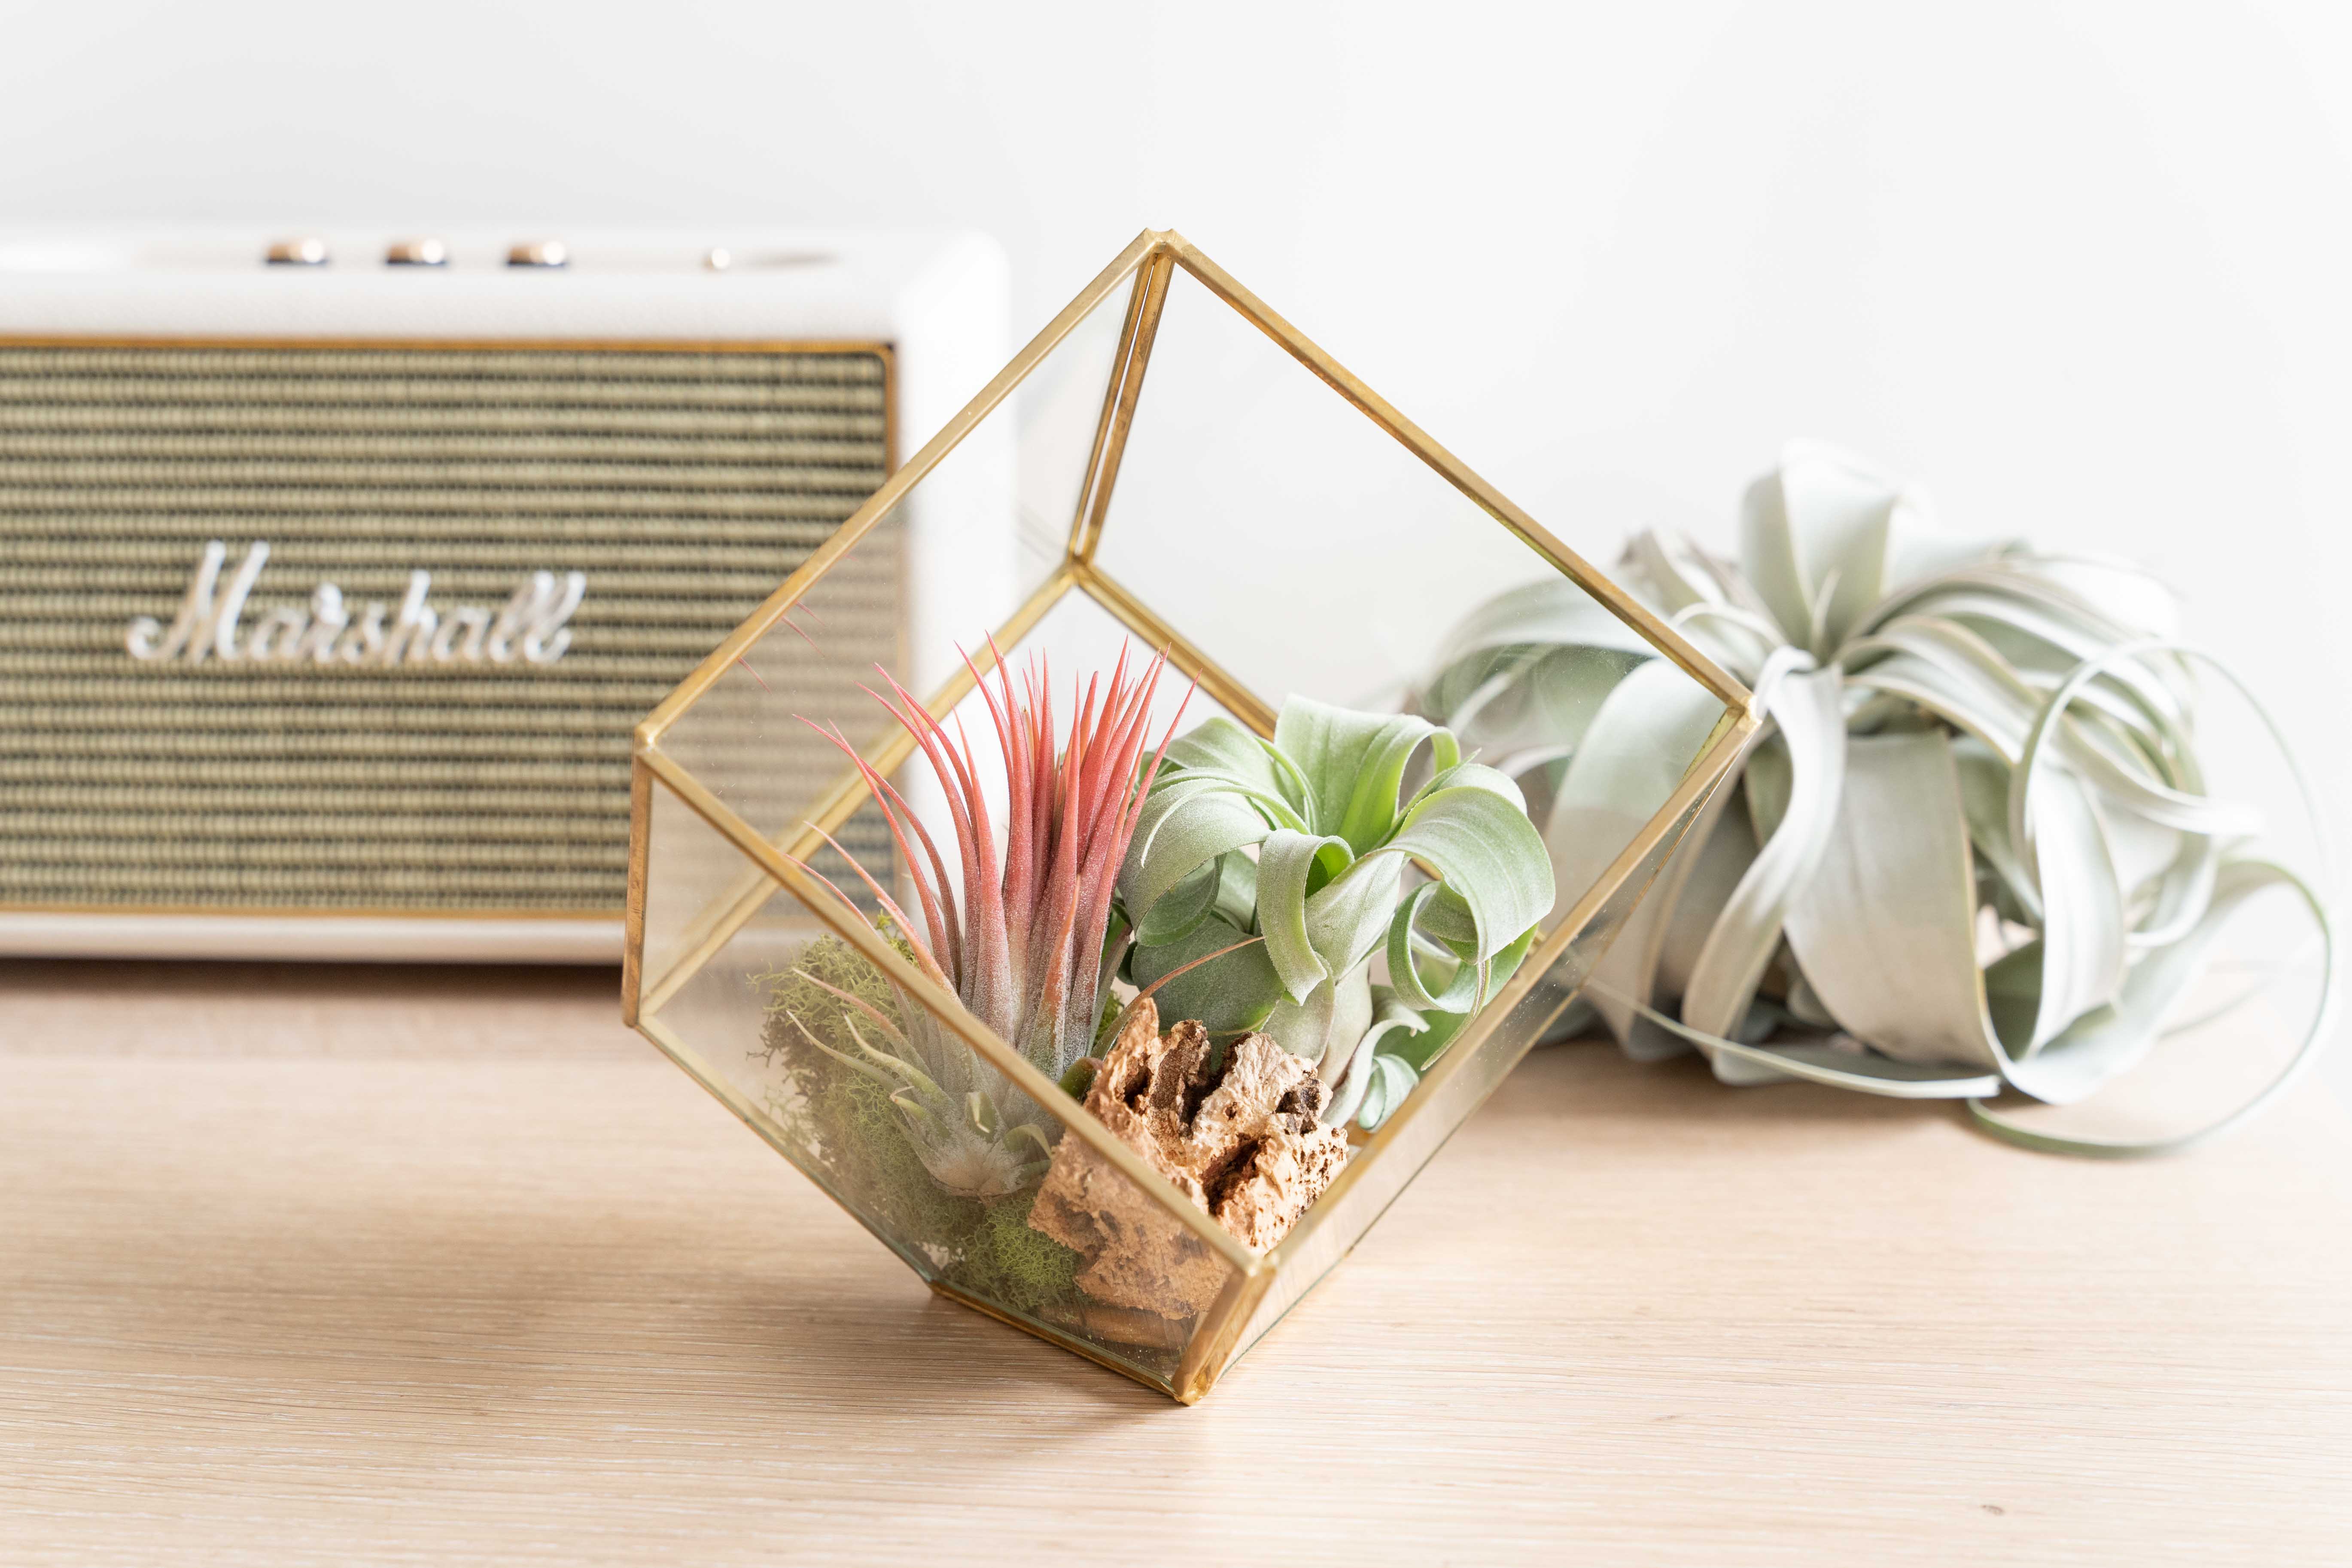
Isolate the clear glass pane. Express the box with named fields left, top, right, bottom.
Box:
left=638, top=767, right=776, bottom=1017
left=640, top=603, right=1246, bottom=1390
left=1090, top=262, right=1730, bottom=923
left=1227, top=783, right=1717, bottom=1365
left=630, top=241, right=1747, bottom=1397
left=1012, top=271, right=1134, bottom=582
left=654, top=275, right=1145, bottom=840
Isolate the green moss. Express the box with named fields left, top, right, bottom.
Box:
left=755, top=932, right=905, bottom=1078
left=947, top=1192, right=1085, bottom=1315
left=753, top=933, right=1082, bottom=1316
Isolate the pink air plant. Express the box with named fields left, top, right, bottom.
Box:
left=781, top=642, right=1193, bottom=1198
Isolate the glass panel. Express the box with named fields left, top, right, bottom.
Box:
left=641, top=605, right=1244, bottom=1391
left=637, top=768, right=775, bottom=1018
left=1012, top=268, right=1135, bottom=582
left=1090, top=261, right=1730, bottom=926
left=1229, top=783, right=1718, bottom=1363
left=629, top=238, right=1748, bottom=1398
left=651, top=272, right=1150, bottom=854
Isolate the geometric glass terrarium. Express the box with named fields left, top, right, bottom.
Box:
left=622, top=230, right=1755, bottom=1402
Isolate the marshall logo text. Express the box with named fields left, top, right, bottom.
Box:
left=126, top=541, right=586, bottom=669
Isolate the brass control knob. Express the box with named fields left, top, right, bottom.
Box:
left=265, top=237, right=329, bottom=266
left=385, top=238, right=449, bottom=267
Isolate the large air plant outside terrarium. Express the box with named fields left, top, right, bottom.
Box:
left=1420, top=441, right=2334, bottom=1156
left=781, top=645, right=1188, bottom=1199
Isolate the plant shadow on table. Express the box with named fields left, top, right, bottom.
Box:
left=466, top=1204, right=1186, bottom=1434
left=54, top=1159, right=1180, bottom=1445
left=1494, top=1020, right=2321, bottom=1159
left=1512, top=1038, right=1937, bottom=1133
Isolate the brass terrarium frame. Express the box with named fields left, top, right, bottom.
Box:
left=621, top=229, right=1757, bottom=1403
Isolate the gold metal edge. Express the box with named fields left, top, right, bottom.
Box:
left=1155, top=231, right=1751, bottom=718
left=877, top=341, right=899, bottom=474
left=1061, top=262, right=1156, bottom=562
left=633, top=743, right=1260, bottom=1277
left=1259, top=701, right=1756, bottom=1278
left=1175, top=1251, right=1278, bottom=1402
left=925, top=1279, right=1183, bottom=1404
left=1071, top=249, right=1176, bottom=565
left=1071, top=561, right=1281, bottom=738
left=636, top=231, right=1163, bottom=749
left=621, top=757, right=651, bottom=1026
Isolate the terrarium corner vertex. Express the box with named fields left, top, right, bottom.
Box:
left=618, top=228, right=1756, bottom=1403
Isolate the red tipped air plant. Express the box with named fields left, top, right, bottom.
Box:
left=782, top=642, right=1191, bottom=1198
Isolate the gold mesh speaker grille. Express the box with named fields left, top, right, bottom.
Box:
left=0, top=341, right=895, bottom=915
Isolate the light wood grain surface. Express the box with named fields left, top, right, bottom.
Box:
left=3, top=959, right=2346, bottom=1565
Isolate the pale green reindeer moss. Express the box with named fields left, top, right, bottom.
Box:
left=756, top=932, right=1081, bottom=1316
left=955, top=1187, right=1083, bottom=1312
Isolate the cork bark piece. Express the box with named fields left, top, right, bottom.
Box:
left=1029, top=999, right=1352, bottom=1322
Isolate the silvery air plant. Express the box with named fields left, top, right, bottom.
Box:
left=1418, top=441, right=2334, bottom=1156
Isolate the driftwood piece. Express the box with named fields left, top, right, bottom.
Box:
left=1029, top=999, right=1351, bottom=1321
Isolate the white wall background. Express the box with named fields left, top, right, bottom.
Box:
left=7, top=0, right=2349, bottom=1109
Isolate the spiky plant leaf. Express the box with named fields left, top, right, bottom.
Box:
left=784, top=642, right=1190, bottom=1198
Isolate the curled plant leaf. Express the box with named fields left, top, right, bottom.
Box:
left=1126, top=911, right=1284, bottom=1038
left=1118, top=695, right=1555, bottom=1129
left=1421, top=440, right=2335, bottom=1157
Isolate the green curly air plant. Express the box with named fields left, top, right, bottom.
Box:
left=1421, top=441, right=2335, bottom=1157
left=1115, top=697, right=1556, bottom=1130
left=781, top=635, right=1557, bottom=1203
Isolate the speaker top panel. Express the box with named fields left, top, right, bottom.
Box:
left=0, top=227, right=1008, bottom=345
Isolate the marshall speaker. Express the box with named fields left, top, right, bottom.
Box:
left=0, top=227, right=1010, bottom=961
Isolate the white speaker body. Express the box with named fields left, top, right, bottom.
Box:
left=0, top=227, right=1010, bottom=961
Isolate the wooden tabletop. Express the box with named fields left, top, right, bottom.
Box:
left=3, top=959, right=2346, bottom=1565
